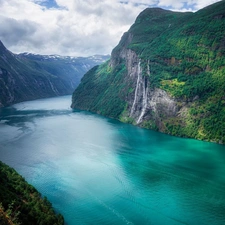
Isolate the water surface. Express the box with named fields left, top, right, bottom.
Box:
left=0, top=95, right=225, bottom=225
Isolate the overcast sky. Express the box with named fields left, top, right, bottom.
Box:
left=0, top=0, right=221, bottom=56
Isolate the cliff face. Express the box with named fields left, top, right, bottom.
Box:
left=0, top=41, right=109, bottom=107
left=72, top=1, right=225, bottom=144
left=109, top=34, right=179, bottom=128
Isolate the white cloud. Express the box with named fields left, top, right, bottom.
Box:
left=192, top=0, right=221, bottom=10
left=156, top=0, right=222, bottom=11
left=0, top=0, right=222, bottom=56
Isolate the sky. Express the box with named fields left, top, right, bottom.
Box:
left=0, top=0, right=221, bottom=57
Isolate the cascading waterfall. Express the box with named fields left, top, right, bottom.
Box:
left=130, top=60, right=141, bottom=117
left=130, top=60, right=150, bottom=123
left=48, top=79, right=59, bottom=95
left=147, top=60, right=150, bottom=76
left=137, top=79, right=148, bottom=124
left=137, top=61, right=150, bottom=124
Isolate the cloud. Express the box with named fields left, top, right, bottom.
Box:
left=192, top=0, right=221, bottom=10
left=0, top=0, right=222, bottom=56
left=0, top=16, right=37, bottom=44
left=156, top=0, right=221, bottom=11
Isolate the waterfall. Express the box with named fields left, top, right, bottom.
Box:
left=48, top=79, right=58, bottom=95
left=137, top=61, right=150, bottom=124
left=137, top=80, right=148, bottom=124
left=130, top=60, right=141, bottom=117
left=147, top=60, right=150, bottom=76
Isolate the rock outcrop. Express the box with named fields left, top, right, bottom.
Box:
left=110, top=37, right=179, bottom=127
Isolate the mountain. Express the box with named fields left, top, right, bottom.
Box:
left=0, top=40, right=109, bottom=107
left=0, top=161, right=64, bottom=225
left=19, top=52, right=109, bottom=85
left=72, top=1, right=225, bottom=144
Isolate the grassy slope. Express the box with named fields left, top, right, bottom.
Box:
left=72, top=62, right=130, bottom=118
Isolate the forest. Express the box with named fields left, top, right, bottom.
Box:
left=0, top=161, right=64, bottom=225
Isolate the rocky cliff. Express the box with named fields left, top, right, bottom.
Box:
left=0, top=41, right=109, bottom=107
left=72, top=1, right=225, bottom=144
left=109, top=35, right=179, bottom=128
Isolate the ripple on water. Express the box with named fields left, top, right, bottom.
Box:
left=0, top=96, right=225, bottom=225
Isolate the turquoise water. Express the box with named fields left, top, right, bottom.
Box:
left=0, top=95, right=225, bottom=225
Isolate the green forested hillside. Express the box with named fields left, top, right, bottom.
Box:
left=128, top=2, right=225, bottom=142
left=0, top=161, right=64, bottom=225
left=72, top=1, right=225, bottom=144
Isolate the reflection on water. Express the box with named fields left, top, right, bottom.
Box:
left=0, top=95, right=225, bottom=225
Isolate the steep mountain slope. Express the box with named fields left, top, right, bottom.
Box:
left=0, top=41, right=109, bottom=107
left=72, top=1, right=225, bottom=144
left=0, top=161, right=64, bottom=225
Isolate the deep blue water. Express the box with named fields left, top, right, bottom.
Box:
left=0, top=95, right=225, bottom=225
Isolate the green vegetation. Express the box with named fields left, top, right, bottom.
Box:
left=72, top=61, right=130, bottom=118
left=72, top=1, right=225, bottom=144
left=0, top=161, right=64, bottom=225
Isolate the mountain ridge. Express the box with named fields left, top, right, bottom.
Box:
left=0, top=40, right=109, bottom=107
left=72, top=0, right=225, bottom=144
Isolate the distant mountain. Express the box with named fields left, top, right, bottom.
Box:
left=19, top=52, right=109, bottom=78
left=0, top=40, right=109, bottom=107
left=72, top=0, right=225, bottom=144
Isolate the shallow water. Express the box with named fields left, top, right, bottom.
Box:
left=0, top=95, right=225, bottom=225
